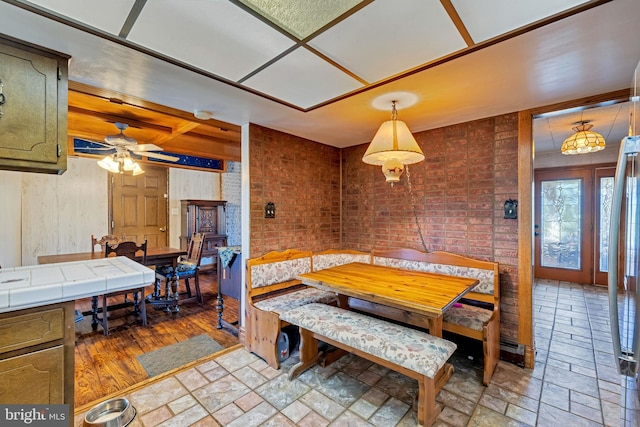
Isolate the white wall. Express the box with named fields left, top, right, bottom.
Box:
left=534, top=143, right=620, bottom=169
left=168, top=168, right=221, bottom=249
left=0, top=170, right=26, bottom=267
left=0, top=157, right=109, bottom=267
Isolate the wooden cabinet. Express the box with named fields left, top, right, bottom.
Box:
left=180, top=200, right=227, bottom=271
left=0, top=35, right=69, bottom=174
left=0, top=302, right=74, bottom=411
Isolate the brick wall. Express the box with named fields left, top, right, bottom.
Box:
left=342, top=113, right=520, bottom=343
left=248, top=124, right=342, bottom=256
left=248, top=114, right=520, bottom=343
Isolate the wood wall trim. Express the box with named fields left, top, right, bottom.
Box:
left=517, top=110, right=534, bottom=368
left=530, top=88, right=630, bottom=117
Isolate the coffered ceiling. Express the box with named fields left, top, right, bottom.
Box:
left=2, top=0, right=640, bottom=160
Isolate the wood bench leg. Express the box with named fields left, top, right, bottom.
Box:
left=288, top=328, right=319, bottom=380
left=417, top=376, right=441, bottom=427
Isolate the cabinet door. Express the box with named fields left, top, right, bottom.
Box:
left=0, top=346, right=65, bottom=404
left=0, top=38, right=67, bottom=174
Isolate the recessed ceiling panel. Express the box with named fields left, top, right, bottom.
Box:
left=308, top=0, right=466, bottom=83
left=452, top=0, right=590, bottom=42
left=21, top=0, right=135, bottom=35
left=238, top=0, right=365, bottom=39
left=127, top=0, right=295, bottom=82
left=243, top=48, right=363, bottom=109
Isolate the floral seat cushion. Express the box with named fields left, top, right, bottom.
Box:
left=443, top=304, right=492, bottom=331
left=254, top=288, right=337, bottom=314
left=281, top=303, right=456, bottom=379
left=156, top=261, right=197, bottom=278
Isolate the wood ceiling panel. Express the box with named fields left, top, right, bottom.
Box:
left=67, top=83, right=241, bottom=162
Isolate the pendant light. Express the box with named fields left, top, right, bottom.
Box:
left=561, top=120, right=606, bottom=155
left=362, top=101, right=424, bottom=183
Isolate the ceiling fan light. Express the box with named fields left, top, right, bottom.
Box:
left=561, top=122, right=606, bottom=155
left=97, top=155, right=120, bottom=173
left=122, top=156, right=136, bottom=171
left=132, top=163, right=145, bottom=176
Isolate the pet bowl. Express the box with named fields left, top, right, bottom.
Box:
left=83, top=397, right=136, bottom=427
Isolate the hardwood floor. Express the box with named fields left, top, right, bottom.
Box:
left=73, top=270, right=240, bottom=409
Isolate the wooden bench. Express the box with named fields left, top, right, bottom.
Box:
left=245, top=249, right=338, bottom=369
left=353, top=248, right=500, bottom=385
left=281, top=303, right=457, bottom=427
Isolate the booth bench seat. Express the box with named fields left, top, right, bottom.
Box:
left=282, top=303, right=457, bottom=427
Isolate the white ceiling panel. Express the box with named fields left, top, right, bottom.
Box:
left=127, top=0, right=295, bottom=82
left=21, top=0, right=135, bottom=35
left=308, top=0, right=466, bottom=83
left=243, top=47, right=363, bottom=109
left=452, top=0, right=590, bottom=42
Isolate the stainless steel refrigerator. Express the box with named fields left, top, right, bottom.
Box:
left=608, top=59, right=640, bottom=415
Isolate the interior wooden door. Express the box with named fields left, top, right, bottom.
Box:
left=110, top=165, right=168, bottom=247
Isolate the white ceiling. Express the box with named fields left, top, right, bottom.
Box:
left=1, top=0, right=640, bottom=152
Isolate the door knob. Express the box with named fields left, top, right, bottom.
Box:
left=159, top=227, right=166, bottom=232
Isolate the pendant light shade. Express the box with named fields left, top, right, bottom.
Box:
left=362, top=101, right=424, bottom=183
left=561, top=121, right=605, bottom=155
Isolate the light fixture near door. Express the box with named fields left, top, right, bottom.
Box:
left=561, top=120, right=606, bottom=155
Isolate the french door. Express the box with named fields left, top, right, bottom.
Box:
left=534, top=165, right=615, bottom=285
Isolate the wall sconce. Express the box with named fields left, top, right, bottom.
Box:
left=265, top=202, right=275, bottom=218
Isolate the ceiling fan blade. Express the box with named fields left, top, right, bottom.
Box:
left=136, top=151, right=180, bottom=162
left=130, top=143, right=164, bottom=152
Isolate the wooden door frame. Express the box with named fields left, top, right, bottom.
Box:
left=517, top=88, right=629, bottom=368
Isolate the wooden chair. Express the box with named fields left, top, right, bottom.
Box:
left=93, top=240, right=148, bottom=335
left=91, top=234, right=121, bottom=253
left=154, top=233, right=205, bottom=311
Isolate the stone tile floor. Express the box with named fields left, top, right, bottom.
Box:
left=75, top=280, right=640, bottom=426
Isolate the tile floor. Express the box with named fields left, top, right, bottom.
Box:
left=74, top=280, right=640, bottom=426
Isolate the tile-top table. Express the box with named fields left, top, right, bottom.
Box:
left=0, top=256, right=155, bottom=313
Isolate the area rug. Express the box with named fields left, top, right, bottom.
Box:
left=137, top=334, right=224, bottom=377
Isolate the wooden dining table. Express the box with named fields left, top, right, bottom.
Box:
left=297, top=262, right=479, bottom=337
left=38, top=246, right=187, bottom=267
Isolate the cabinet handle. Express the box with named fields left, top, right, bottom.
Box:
left=0, top=78, right=4, bottom=118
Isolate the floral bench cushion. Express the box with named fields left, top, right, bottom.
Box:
left=250, top=257, right=312, bottom=289
left=443, top=304, right=493, bottom=331
left=281, top=303, right=456, bottom=379
left=373, top=257, right=495, bottom=295
left=254, top=288, right=337, bottom=314
left=312, top=253, right=371, bottom=271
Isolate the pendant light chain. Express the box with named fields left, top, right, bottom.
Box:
left=405, top=165, right=429, bottom=252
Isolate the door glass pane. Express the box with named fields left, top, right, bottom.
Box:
left=600, top=176, right=614, bottom=272
left=541, top=179, right=582, bottom=269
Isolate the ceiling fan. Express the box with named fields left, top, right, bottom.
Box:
left=100, top=122, right=180, bottom=162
